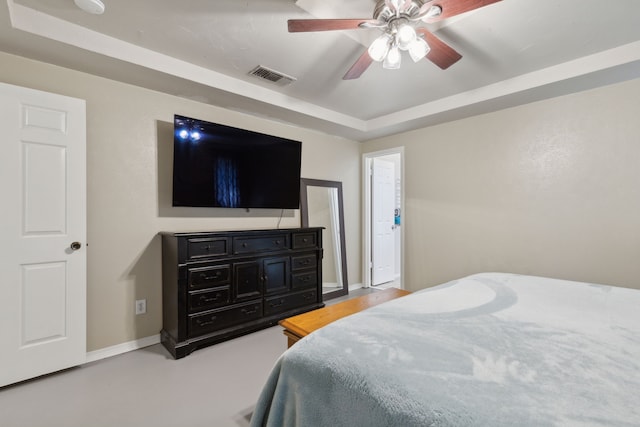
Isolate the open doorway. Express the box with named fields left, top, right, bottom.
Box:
left=363, top=148, right=404, bottom=290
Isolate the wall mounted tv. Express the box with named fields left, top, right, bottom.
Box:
left=172, top=115, right=302, bottom=209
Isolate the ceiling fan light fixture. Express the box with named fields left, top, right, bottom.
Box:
left=383, top=46, right=402, bottom=69
left=368, top=34, right=392, bottom=62
left=408, top=37, right=430, bottom=62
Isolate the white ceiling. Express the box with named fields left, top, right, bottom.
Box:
left=2, top=0, right=640, bottom=141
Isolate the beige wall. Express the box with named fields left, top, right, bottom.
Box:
left=364, top=78, right=640, bottom=291
left=0, top=52, right=361, bottom=352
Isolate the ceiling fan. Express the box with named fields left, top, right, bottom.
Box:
left=288, top=0, right=502, bottom=80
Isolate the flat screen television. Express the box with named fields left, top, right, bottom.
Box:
left=172, top=115, right=302, bottom=209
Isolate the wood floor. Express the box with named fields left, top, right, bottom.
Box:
left=0, top=287, right=384, bottom=427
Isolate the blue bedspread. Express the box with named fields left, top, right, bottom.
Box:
left=250, top=273, right=640, bottom=426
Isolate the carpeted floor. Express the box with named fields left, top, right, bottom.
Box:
left=0, top=287, right=385, bottom=427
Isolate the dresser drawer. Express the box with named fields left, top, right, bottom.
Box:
left=264, top=289, right=318, bottom=316
left=186, top=237, right=229, bottom=261
left=188, top=287, right=230, bottom=312
left=292, top=271, right=318, bottom=290
left=188, top=301, right=262, bottom=338
left=291, top=253, right=317, bottom=271
left=233, top=235, right=289, bottom=254
left=292, top=232, right=317, bottom=249
left=188, top=265, right=230, bottom=290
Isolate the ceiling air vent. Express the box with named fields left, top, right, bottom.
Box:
left=249, top=66, right=296, bottom=87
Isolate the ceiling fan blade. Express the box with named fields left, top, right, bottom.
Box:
left=343, top=50, right=374, bottom=80
left=416, top=28, right=462, bottom=69
left=288, top=19, right=378, bottom=32
left=419, top=0, right=502, bottom=22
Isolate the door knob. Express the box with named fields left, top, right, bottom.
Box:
left=70, top=242, right=82, bottom=251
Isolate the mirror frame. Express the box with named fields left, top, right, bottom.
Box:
left=300, top=178, right=348, bottom=300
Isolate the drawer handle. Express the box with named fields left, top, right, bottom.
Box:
left=241, top=307, right=258, bottom=316
left=300, top=276, right=310, bottom=282
left=273, top=240, right=281, bottom=245
left=199, top=271, right=222, bottom=281
left=303, top=238, right=308, bottom=243
left=303, top=293, right=314, bottom=300
left=196, top=316, right=217, bottom=327
left=242, top=243, right=248, bottom=248
left=199, top=294, right=221, bottom=304
left=270, top=299, right=284, bottom=308
left=203, top=245, right=211, bottom=251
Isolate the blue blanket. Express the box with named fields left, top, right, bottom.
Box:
left=250, top=273, right=640, bottom=426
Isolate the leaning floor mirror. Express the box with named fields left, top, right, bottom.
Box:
left=300, top=178, right=348, bottom=300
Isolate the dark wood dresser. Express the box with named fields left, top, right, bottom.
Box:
left=160, top=228, right=324, bottom=358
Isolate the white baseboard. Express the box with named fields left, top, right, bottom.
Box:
left=349, top=282, right=363, bottom=291
left=85, top=334, right=160, bottom=364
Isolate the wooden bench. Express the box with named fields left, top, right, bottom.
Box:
left=279, top=287, right=411, bottom=347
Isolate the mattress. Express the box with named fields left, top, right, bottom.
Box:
left=250, top=273, right=640, bottom=426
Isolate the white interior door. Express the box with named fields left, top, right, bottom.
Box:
left=372, top=158, right=395, bottom=285
left=0, top=82, right=86, bottom=387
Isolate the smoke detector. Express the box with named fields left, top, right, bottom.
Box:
left=74, top=0, right=105, bottom=15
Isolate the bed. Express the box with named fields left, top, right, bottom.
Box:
left=250, top=273, right=640, bottom=426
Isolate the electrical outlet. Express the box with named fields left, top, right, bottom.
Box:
left=135, top=299, right=146, bottom=315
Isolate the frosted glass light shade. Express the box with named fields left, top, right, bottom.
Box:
left=397, top=24, right=417, bottom=51
left=368, top=34, right=391, bottom=62
left=383, top=46, right=402, bottom=69
left=409, top=38, right=431, bottom=62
